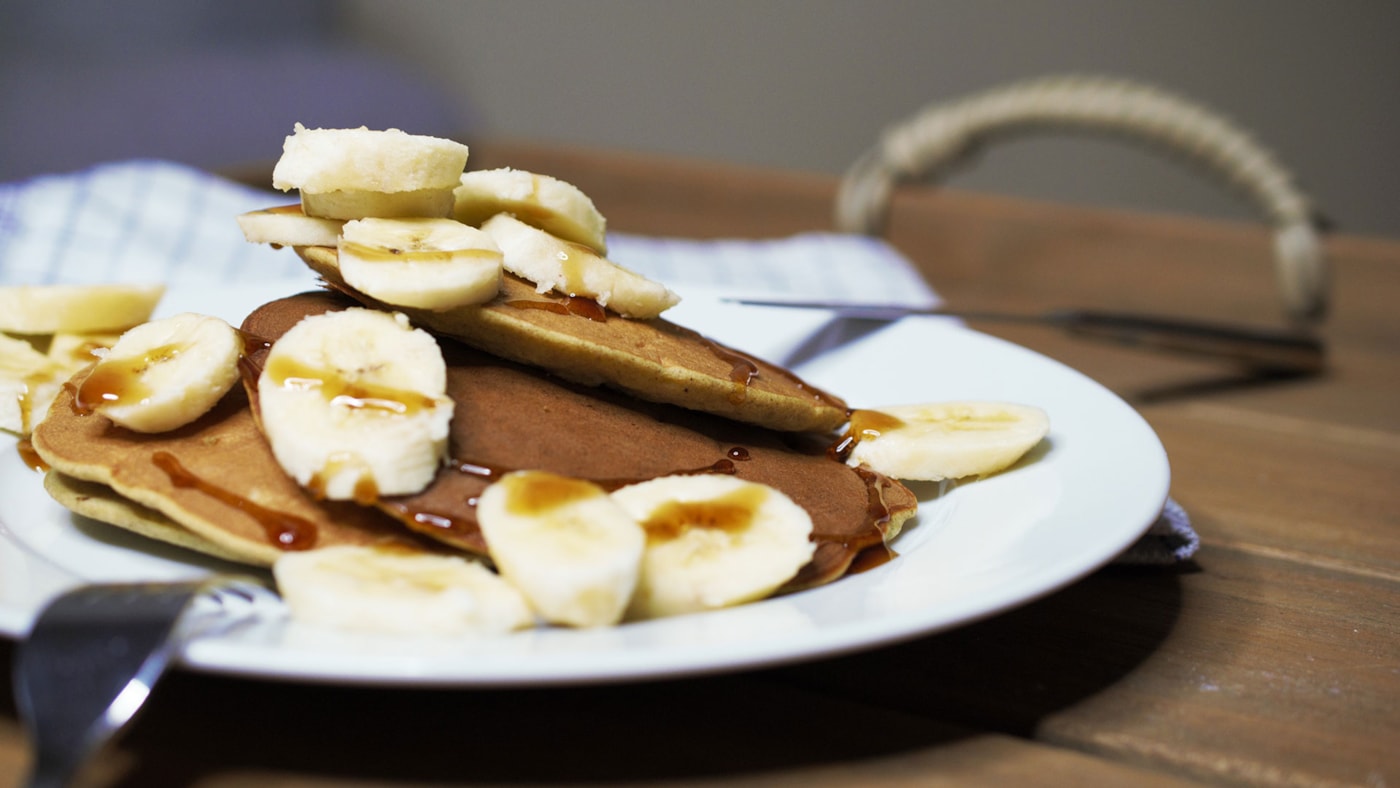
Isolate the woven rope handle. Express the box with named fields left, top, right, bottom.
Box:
left=836, top=75, right=1329, bottom=323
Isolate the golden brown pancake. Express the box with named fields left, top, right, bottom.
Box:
left=297, top=245, right=848, bottom=434
left=43, top=472, right=247, bottom=562
left=243, top=291, right=917, bottom=591
left=31, top=374, right=445, bottom=566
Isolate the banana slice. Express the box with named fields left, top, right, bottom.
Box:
left=1, top=333, right=64, bottom=434
left=455, top=167, right=608, bottom=252
left=274, top=545, right=534, bottom=636
left=2, top=331, right=124, bottom=435
left=475, top=470, right=645, bottom=628
left=272, top=124, right=469, bottom=195
left=610, top=475, right=815, bottom=620
left=236, top=204, right=344, bottom=247
left=46, top=332, right=121, bottom=369
left=842, top=401, right=1050, bottom=481
left=73, top=312, right=241, bottom=433
left=272, top=124, right=469, bottom=220
left=338, top=217, right=503, bottom=310
left=0, top=284, right=164, bottom=335
left=480, top=213, right=679, bottom=319
left=257, top=308, right=454, bottom=502
left=300, top=188, right=456, bottom=221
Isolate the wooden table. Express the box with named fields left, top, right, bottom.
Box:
left=3, top=142, right=1397, bottom=786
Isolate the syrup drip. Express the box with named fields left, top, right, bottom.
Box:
left=639, top=483, right=767, bottom=543
left=848, top=543, right=897, bottom=574
left=16, top=438, right=48, bottom=473
left=831, top=409, right=906, bottom=462
left=445, top=454, right=744, bottom=493
left=853, top=465, right=899, bottom=538
left=151, top=450, right=317, bottom=549
left=662, top=322, right=846, bottom=409
left=73, top=342, right=184, bottom=413
left=307, top=455, right=380, bottom=506
left=501, top=472, right=605, bottom=516
left=503, top=295, right=608, bottom=322
left=264, top=355, right=439, bottom=415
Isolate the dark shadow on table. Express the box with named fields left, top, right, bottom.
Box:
left=0, top=565, right=1186, bottom=786
left=773, top=564, right=1189, bottom=739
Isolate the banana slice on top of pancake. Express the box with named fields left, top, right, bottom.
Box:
left=338, top=217, right=503, bottom=310
left=257, top=307, right=455, bottom=502
left=611, top=474, right=816, bottom=620
left=481, top=213, right=678, bottom=319
left=72, top=312, right=243, bottom=434
left=272, top=124, right=470, bottom=220
left=454, top=167, right=609, bottom=253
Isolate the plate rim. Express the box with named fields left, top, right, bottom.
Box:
left=0, top=290, right=1169, bottom=687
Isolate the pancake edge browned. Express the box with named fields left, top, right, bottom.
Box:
left=43, top=471, right=253, bottom=564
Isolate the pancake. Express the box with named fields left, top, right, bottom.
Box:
left=296, top=245, right=849, bottom=434
left=43, top=472, right=247, bottom=563
left=243, top=291, right=917, bottom=591
left=31, top=373, right=444, bottom=566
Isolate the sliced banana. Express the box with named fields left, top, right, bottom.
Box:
left=481, top=213, right=679, bottom=319
left=1, top=333, right=64, bottom=435
left=236, top=204, right=344, bottom=247
left=0, top=284, right=164, bottom=335
left=272, top=124, right=469, bottom=195
left=46, top=332, right=121, bottom=369
left=300, top=188, right=455, bottom=221
left=610, top=475, right=815, bottom=620
left=338, top=217, right=503, bottom=310
left=257, top=308, right=454, bottom=502
left=475, top=470, right=645, bottom=628
left=272, top=124, right=469, bottom=220
left=73, top=312, right=241, bottom=434
left=274, top=545, right=534, bottom=636
left=842, top=401, right=1050, bottom=481
left=455, top=167, right=608, bottom=252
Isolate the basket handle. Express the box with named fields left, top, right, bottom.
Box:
left=835, top=75, right=1329, bottom=324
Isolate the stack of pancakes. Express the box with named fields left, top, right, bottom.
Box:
left=32, top=249, right=918, bottom=596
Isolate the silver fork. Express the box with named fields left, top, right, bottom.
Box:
left=11, top=577, right=274, bottom=788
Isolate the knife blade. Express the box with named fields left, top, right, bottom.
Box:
left=727, top=298, right=1326, bottom=375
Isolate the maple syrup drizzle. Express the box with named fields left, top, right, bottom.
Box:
left=444, top=454, right=744, bottom=494
left=307, top=455, right=380, bottom=506
left=639, top=484, right=767, bottom=543
left=830, top=408, right=906, bottom=461
left=503, top=295, right=608, bottom=322
left=501, top=472, right=605, bottom=516
left=151, top=450, right=317, bottom=550
left=73, top=342, right=185, bottom=413
left=853, top=465, right=899, bottom=538
left=660, top=322, right=846, bottom=409
left=848, top=543, right=898, bottom=574
left=16, top=438, right=48, bottom=473
left=264, top=355, right=439, bottom=415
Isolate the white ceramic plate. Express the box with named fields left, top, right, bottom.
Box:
left=0, top=282, right=1170, bottom=686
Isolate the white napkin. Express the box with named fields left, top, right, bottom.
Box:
left=0, top=160, right=1195, bottom=565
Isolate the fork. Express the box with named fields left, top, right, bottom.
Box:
left=11, top=577, right=274, bottom=788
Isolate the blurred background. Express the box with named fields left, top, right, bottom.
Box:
left=2, top=0, right=1396, bottom=238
